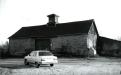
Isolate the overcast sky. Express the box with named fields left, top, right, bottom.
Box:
left=0, top=0, right=121, bottom=44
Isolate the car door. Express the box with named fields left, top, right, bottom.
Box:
left=28, top=52, right=34, bottom=63
left=31, top=51, right=36, bottom=63
left=33, top=51, right=38, bottom=63
left=26, top=54, right=31, bottom=63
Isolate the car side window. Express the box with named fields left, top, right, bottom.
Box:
left=34, top=52, right=37, bottom=56
left=33, top=52, right=35, bottom=56
left=32, top=52, right=38, bottom=57
left=30, top=52, right=34, bottom=56
left=33, top=52, right=36, bottom=56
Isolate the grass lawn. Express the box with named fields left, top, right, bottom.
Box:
left=0, top=57, right=121, bottom=75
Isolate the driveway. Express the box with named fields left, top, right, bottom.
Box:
left=0, top=57, right=121, bottom=75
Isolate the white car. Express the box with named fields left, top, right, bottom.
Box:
left=24, top=50, right=58, bottom=68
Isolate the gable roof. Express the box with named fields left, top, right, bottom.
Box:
left=9, top=19, right=98, bottom=39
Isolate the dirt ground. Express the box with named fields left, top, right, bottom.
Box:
left=0, top=57, right=121, bottom=75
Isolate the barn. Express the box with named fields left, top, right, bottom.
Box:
left=9, top=14, right=99, bottom=57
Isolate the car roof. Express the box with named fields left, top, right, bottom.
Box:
left=32, top=50, right=51, bottom=52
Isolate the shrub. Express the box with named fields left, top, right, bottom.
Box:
left=0, top=41, right=10, bottom=58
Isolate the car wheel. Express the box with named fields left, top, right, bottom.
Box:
left=50, top=64, right=54, bottom=67
left=24, top=59, right=29, bottom=65
left=35, top=62, right=40, bottom=68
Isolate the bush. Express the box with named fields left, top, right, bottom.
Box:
left=0, top=41, right=10, bottom=58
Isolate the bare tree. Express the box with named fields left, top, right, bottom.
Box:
left=116, top=36, right=121, bottom=41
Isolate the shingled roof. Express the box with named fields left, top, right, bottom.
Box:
left=99, top=36, right=121, bottom=44
left=9, top=19, right=98, bottom=39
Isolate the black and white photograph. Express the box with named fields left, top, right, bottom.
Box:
left=0, top=0, right=121, bottom=75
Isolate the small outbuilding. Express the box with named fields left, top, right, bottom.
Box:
left=97, top=36, right=121, bottom=57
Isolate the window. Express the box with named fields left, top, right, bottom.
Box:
left=39, top=52, right=53, bottom=56
left=30, top=52, right=34, bottom=56
left=34, top=52, right=37, bottom=56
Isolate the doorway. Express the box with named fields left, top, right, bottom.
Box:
left=35, top=39, right=51, bottom=50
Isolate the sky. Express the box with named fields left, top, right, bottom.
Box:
left=0, top=0, right=121, bottom=44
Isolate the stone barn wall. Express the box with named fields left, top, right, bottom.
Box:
left=87, top=23, right=98, bottom=56
left=51, top=34, right=88, bottom=56
left=9, top=38, right=35, bottom=56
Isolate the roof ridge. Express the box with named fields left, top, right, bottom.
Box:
left=57, top=19, right=94, bottom=25
left=22, top=19, right=94, bottom=28
left=99, top=36, right=121, bottom=42
left=23, top=24, right=47, bottom=28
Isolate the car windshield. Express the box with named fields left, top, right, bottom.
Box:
left=39, top=52, right=53, bottom=56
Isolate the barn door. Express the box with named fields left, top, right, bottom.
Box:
left=35, top=39, right=50, bottom=50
